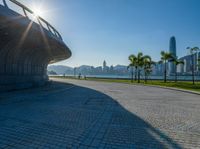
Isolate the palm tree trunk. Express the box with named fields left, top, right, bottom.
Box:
left=138, top=69, right=140, bottom=83
left=135, top=67, right=137, bottom=81
left=192, top=54, right=195, bottom=85
left=145, top=72, right=147, bottom=83
left=131, top=68, right=133, bottom=83
left=175, top=65, right=177, bottom=83
left=164, top=61, right=167, bottom=83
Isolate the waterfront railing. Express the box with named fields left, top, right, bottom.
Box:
left=4, top=0, right=62, bottom=40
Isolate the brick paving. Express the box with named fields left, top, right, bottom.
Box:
left=0, top=79, right=200, bottom=148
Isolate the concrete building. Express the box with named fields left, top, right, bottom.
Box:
left=169, top=36, right=177, bottom=75
left=0, top=0, right=71, bottom=91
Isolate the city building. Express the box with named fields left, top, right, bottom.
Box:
left=179, top=52, right=200, bottom=74
left=103, top=60, right=109, bottom=73
left=152, top=36, right=200, bottom=76
left=169, top=36, right=177, bottom=75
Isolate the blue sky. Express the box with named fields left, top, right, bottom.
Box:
left=4, top=0, right=200, bottom=67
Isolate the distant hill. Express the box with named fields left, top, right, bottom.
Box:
left=78, top=65, right=92, bottom=71
left=48, top=65, right=73, bottom=75
left=114, top=65, right=127, bottom=70
left=47, top=64, right=129, bottom=75
left=47, top=70, right=57, bottom=75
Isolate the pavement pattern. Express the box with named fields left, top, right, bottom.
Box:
left=0, top=78, right=200, bottom=149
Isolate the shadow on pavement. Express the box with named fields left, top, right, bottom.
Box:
left=0, top=81, right=182, bottom=148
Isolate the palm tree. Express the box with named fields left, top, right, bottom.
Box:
left=143, top=56, right=155, bottom=83
left=134, top=52, right=152, bottom=83
left=160, top=51, right=173, bottom=83
left=187, top=47, right=200, bottom=85
left=128, top=52, right=152, bottom=83
left=136, top=52, right=144, bottom=83
left=172, top=57, right=184, bottom=82
left=128, top=55, right=137, bottom=82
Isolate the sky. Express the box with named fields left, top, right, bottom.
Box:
left=3, top=0, right=200, bottom=67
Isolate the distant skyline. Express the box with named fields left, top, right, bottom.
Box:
left=3, top=0, right=200, bottom=67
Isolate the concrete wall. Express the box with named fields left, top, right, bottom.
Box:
left=0, top=5, right=71, bottom=91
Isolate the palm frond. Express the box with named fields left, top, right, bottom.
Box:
left=193, top=47, right=199, bottom=51
left=160, top=51, right=165, bottom=57
left=158, top=60, right=163, bottom=64
left=143, top=55, right=151, bottom=61
left=186, top=47, right=191, bottom=50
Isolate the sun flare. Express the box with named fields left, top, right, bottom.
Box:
left=32, top=7, right=44, bottom=17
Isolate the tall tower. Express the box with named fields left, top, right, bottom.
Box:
left=169, top=36, right=177, bottom=75
left=103, top=60, right=107, bottom=72
left=103, top=60, right=106, bottom=68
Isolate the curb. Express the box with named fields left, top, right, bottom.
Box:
left=133, top=84, right=200, bottom=96
left=85, top=79, right=200, bottom=96
left=52, top=77, right=200, bottom=96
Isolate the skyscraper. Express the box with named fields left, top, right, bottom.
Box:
left=103, top=60, right=107, bottom=68
left=103, top=60, right=107, bottom=72
left=169, top=36, right=177, bottom=75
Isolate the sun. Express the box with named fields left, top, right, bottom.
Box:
left=31, top=1, right=47, bottom=18
left=32, top=7, right=44, bottom=17
left=30, top=1, right=52, bottom=22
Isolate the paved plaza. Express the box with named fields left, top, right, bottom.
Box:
left=0, top=78, right=200, bottom=148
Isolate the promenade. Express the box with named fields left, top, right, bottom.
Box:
left=0, top=78, right=200, bottom=148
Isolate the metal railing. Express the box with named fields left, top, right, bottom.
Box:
left=6, top=0, right=63, bottom=40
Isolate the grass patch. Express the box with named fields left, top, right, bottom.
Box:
left=50, top=76, right=200, bottom=93
left=145, top=81, right=200, bottom=92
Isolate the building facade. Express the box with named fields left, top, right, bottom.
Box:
left=169, top=36, right=177, bottom=75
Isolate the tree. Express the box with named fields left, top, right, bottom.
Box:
left=128, top=55, right=137, bottom=82
left=136, top=52, right=145, bottom=83
left=133, top=52, right=152, bottom=83
left=187, top=47, right=200, bottom=85
left=172, top=57, right=184, bottom=82
left=128, top=52, right=150, bottom=83
left=160, top=51, right=173, bottom=83
left=143, top=56, right=155, bottom=83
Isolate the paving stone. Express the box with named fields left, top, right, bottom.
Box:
left=0, top=79, right=200, bottom=148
